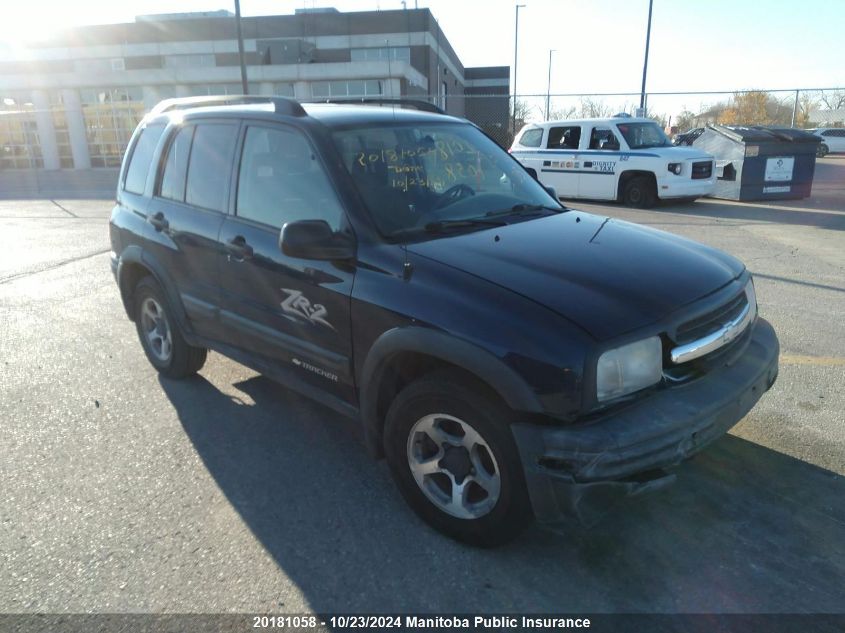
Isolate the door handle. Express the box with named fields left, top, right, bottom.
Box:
left=225, top=236, right=254, bottom=261
left=148, top=212, right=169, bottom=231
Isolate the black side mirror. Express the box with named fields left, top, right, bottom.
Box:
left=280, top=220, right=355, bottom=261
left=544, top=185, right=558, bottom=200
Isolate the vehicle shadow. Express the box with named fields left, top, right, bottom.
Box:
left=662, top=199, right=845, bottom=231
left=159, top=373, right=845, bottom=613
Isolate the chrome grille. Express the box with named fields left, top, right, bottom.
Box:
left=675, top=291, right=748, bottom=345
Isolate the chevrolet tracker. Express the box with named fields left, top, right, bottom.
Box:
left=110, top=96, right=779, bottom=546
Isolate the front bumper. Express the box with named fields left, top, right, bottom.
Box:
left=657, top=176, right=716, bottom=199
left=511, top=317, right=779, bottom=525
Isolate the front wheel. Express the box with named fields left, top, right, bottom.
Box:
left=621, top=176, right=657, bottom=208
left=817, top=143, right=829, bottom=158
left=383, top=370, right=532, bottom=546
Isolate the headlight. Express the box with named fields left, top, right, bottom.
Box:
left=596, top=336, right=662, bottom=402
left=746, top=276, right=757, bottom=317
left=668, top=162, right=682, bottom=175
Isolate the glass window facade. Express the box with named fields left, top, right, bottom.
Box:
left=74, top=58, right=125, bottom=73
left=81, top=87, right=146, bottom=168
left=186, top=83, right=260, bottom=96
left=350, top=47, right=411, bottom=63
left=311, top=80, right=383, bottom=98
left=0, top=93, right=43, bottom=170
left=48, top=92, right=74, bottom=168
left=163, top=54, right=215, bottom=69
left=273, top=83, right=295, bottom=97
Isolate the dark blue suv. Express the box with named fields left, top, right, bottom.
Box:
left=110, top=96, right=779, bottom=546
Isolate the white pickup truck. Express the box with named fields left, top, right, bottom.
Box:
left=509, top=116, right=716, bottom=207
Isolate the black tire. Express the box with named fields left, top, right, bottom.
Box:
left=621, top=175, right=657, bottom=208
left=817, top=143, right=829, bottom=158
left=383, top=369, right=533, bottom=547
left=133, top=276, right=207, bottom=379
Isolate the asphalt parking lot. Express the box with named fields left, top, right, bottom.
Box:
left=1, top=158, right=844, bottom=615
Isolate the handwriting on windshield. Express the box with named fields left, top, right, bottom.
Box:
left=355, top=140, right=487, bottom=192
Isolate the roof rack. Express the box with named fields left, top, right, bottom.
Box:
left=310, top=98, right=446, bottom=115
left=149, top=95, right=306, bottom=117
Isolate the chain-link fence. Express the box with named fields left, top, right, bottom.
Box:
left=2, top=87, right=843, bottom=170
left=453, top=88, right=845, bottom=150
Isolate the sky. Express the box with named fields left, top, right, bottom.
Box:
left=1, top=0, right=844, bottom=119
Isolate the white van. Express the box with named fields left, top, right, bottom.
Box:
left=510, top=116, right=716, bottom=207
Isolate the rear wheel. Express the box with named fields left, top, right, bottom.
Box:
left=133, top=276, right=207, bottom=379
left=817, top=143, right=829, bottom=158
left=621, top=175, right=657, bottom=208
left=383, top=370, right=532, bottom=546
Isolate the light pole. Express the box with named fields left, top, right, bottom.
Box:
left=512, top=4, right=526, bottom=138
left=234, top=0, right=248, bottom=94
left=545, top=49, right=556, bottom=120
left=638, top=0, right=654, bottom=116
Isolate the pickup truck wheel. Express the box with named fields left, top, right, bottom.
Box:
left=384, top=370, right=532, bottom=546
left=621, top=176, right=657, bottom=208
left=134, top=276, right=207, bottom=379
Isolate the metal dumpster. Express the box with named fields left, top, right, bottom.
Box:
left=692, top=124, right=820, bottom=201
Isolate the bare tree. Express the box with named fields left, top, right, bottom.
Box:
left=674, top=110, right=696, bottom=131
left=818, top=89, right=845, bottom=111
left=547, top=105, right=577, bottom=121
left=511, top=98, right=533, bottom=134
left=796, top=92, right=819, bottom=128
left=578, top=97, right=613, bottom=118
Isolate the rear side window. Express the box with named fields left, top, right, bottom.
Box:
left=159, top=126, right=194, bottom=202
left=185, top=123, right=238, bottom=212
left=519, top=128, right=543, bottom=147
left=589, top=127, right=620, bottom=150
left=547, top=126, right=581, bottom=149
left=124, top=123, right=165, bottom=195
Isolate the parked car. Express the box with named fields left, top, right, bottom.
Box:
left=509, top=116, right=716, bottom=207
left=673, top=127, right=705, bottom=146
left=807, top=128, right=845, bottom=157
left=110, top=96, right=779, bottom=546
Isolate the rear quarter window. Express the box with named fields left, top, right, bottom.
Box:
left=159, top=126, right=195, bottom=202
left=124, top=123, right=165, bottom=195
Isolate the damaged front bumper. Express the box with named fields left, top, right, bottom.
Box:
left=511, top=317, right=779, bottom=526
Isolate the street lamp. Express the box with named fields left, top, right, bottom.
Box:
left=545, top=49, right=556, bottom=120
left=512, top=4, right=526, bottom=138
left=638, top=0, right=654, bottom=116
left=234, top=0, right=248, bottom=94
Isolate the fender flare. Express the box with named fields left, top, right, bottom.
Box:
left=358, top=327, right=544, bottom=457
left=116, top=245, right=193, bottom=338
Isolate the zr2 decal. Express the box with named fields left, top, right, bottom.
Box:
left=280, top=288, right=335, bottom=330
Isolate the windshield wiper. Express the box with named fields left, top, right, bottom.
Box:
left=485, top=203, right=564, bottom=218
left=423, top=218, right=507, bottom=233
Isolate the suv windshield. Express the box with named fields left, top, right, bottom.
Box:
left=616, top=121, right=672, bottom=149
left=332, top=122, right=560, bottom=238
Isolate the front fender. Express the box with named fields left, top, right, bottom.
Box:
left=358, top=326, right=544, bottom=457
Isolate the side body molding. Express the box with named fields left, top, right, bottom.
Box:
left=358, top=327, right=544, bottom=457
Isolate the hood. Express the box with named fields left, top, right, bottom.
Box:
left=650, top=145, right=712, bottom=161
left=408, top=212, right=744, bottom=341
